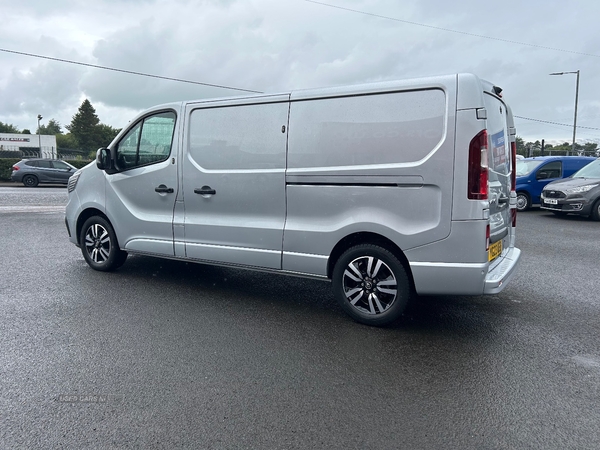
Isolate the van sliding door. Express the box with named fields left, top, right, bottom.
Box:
left=182, top=97, right=289, bottom=269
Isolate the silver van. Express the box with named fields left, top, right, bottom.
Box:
left=66, top=73, right=521, bottom=326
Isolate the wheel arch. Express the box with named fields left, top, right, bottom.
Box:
left=327, top=232, right=414, bottom=288
left=75, top=208, right=112, bottom=247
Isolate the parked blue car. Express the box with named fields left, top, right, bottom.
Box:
left=515, top=156, right=596, bottom=211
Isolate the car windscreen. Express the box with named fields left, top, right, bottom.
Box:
left=572, top=159, right=600, bottom=178
left=516, top=159, right=544, bottom=176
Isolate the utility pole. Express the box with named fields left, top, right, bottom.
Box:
left=550, top=70, right=580, bottom=156
left=37, top=114, right=43, bottom=157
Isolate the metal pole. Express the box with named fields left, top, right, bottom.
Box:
left=571, top=70, right=580, bottom=156
left=549, top=71, right=580, bottom=157
left=37, top=114, right=42, bottom=157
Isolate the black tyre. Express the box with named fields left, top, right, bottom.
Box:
left=332, top=244, right=410, bottom=326
left=591, top=199, right=600, bottom=221
left=23, top=175, right=39, bottom=187
left=516, top=192, right=530, bottom=211
left=80, top=216, right=127, bottom=271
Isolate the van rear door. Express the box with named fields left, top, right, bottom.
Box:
left=484, top=92, right=512, bottom=263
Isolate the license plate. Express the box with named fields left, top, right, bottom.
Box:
left=488, top=240, right=502, bottom=262
left=544, top=198, right=558, bottom=205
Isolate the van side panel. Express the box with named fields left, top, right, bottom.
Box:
left=282, top=78, right=457, bottom=275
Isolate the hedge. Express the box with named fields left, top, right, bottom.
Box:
left=0, top=158, right=92, bottom=181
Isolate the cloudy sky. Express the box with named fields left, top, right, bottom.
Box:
left=1, top=0, right=599, bottom=144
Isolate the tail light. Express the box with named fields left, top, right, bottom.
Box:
left=12, top=165, right=19, bottom=171
left=467, top=130, right=488, bottom=200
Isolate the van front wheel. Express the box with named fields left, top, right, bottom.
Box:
left=332, top=244, right=410, bottom=326
left=80, top=216, right=127, bottom=271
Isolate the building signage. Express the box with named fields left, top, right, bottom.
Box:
left=0, top=137, right=31, bottom=142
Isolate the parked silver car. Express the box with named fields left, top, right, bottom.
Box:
left=11, top=158, right=77, bottom=187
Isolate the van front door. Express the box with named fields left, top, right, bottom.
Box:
left=182, top=97, right=289, bottom=269
left=105, top=110, right=179, bottom=256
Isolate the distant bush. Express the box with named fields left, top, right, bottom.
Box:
left=0, top=158, right=20, bottom=181
left=65, top=159, right=93, bottom=170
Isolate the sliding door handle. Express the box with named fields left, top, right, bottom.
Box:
left=194, top=186, right=216, bottom=196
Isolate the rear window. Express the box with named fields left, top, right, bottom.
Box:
left=484, top=94, right=509, bottom=177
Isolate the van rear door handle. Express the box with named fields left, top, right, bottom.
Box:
left=194, top=186, right=216, bottom=196
left=498, top=196, right=509, bottom=205
left=155, top=184, right=174, bottom=193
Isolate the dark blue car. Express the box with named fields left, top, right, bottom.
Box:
left=515, top=156, right=596, bottom=211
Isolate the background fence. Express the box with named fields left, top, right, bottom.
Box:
left=0, top=146, right=91, bottom=160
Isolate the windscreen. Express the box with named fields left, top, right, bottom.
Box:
left=516, top=159, right=544, bottom=177
left=572, top=159, right=600, bottom=178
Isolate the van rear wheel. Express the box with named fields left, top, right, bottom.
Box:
left=332, top=244, right=410, bottom=326
left=80, top=216, right=127, bottom=271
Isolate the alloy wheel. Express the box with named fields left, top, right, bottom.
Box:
left=84, top=223, right=111, bottom=264
left=342, top=256, right=398, bottom=315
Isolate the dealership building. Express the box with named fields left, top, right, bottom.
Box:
left=0, top=133, right=58, bottom=158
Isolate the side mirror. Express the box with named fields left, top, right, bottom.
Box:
left=96, top=147, right=117, bottom=174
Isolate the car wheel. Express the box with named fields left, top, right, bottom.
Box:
left=22, top=175, right=39, bottom=187
left=516, top=192, right=530, bottom=211
left=80, top=216, right=127, bottom=271
left=591, top=199, right=600, bottom=221
left=332, top=244, right=410, bottom=326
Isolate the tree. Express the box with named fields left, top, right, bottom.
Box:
left=38, top=118, right=63, bottom=135
left=0, top=121, right=21, bottom=133
left=94, top=123, right=121, bottom=148
left=66, top=99, right=100, bottom=152
left=22, top=129, right=31, bottom=134
left=583, top=142, right=598, bottom=155
left=56, top=133, right=78, bottom=149
left=516, top=136, right=526, bottom=156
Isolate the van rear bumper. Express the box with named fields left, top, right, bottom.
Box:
left=483, top=247, right=521, bottom=294
left=409, top=246, right=521, bottom=296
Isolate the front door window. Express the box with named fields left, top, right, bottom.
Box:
left=115, top=111, right=176, bottom=171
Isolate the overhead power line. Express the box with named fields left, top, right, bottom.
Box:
left=0, top=47, right=263, bottom=94
left=514, top=115, right=600, bottom=131
left=303, top=0, right=600, bottom=59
